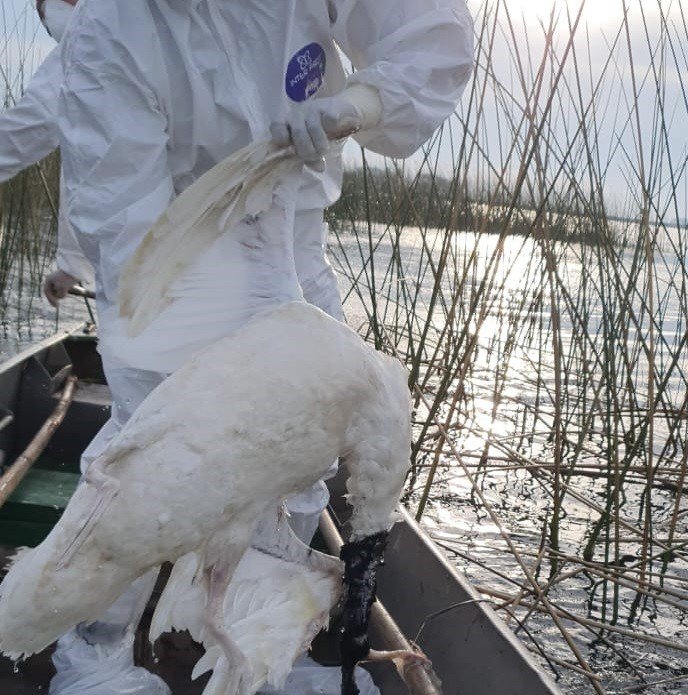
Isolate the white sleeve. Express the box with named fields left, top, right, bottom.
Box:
left=330, top=0, right=474, bottom=157
left=0, top=48, right=61, bottom=181
left=0, top=47, right=93, bottom=286
left=55, top=173, right=95, bottom=288
left=58, top=15, right=174, bottom=304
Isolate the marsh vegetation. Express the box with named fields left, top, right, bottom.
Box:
left=2, top=1, right=688, bottom=692
left=329, top=2, right=688, bottom=691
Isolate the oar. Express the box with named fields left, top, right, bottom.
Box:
left=68, top=286, right=95, bottom=300
left=67, top=286, right=96, bottom=323
left=0, top=376, right=78, bottom=509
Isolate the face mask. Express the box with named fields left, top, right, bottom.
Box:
left=42, top=0, right=74, bottom=43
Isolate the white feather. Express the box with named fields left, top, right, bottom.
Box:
left=119, top=140, right=299, bottom=337
left=151, top=509, right=342, bottom=691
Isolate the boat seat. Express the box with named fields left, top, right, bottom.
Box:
left=71, top=381, right=112, bottom=407
left=0, top=467, right=80, bottom=549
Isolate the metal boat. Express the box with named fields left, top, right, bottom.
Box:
left=0, top=325, right=560, bottom=694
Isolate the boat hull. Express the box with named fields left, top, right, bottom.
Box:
left=0, top=327, right=560, bottom=694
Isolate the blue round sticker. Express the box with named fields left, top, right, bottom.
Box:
left=285, top=43, right=326, bottom=102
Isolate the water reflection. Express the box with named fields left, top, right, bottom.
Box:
left=334, top=223, right=688, bottom=693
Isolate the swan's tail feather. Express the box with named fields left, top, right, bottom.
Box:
left=191, top=645, right=223, bottom=681
left=150, top=551, right=207, bottom=645
left=151, top=508, right=342, bottom=692
left=224, top=547, right=340, bottom=689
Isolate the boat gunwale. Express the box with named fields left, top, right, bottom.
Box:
left=393, top=507, right=562, bottom=694
left=0, top=322, right=89, bottom=378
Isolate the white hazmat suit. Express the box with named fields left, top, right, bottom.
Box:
left=0, top=9, right=168, bottom=695
left=0, top=46, right=92, bottom=286
left=46, top=0, right=474, bottom=692
left=56, top=0, right=474, bottom=501
left=58, top=0, right=474, bottom=342
left=56, top=0, right=473, bottom=549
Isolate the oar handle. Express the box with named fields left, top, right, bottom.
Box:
left=0, top=376, right=77, bottom=508
left=68, top=286, right=96, bottom=300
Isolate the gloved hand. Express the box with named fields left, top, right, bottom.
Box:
left=271, top=84, right=383, bottom=171
left=43, top=269, right=78, bottom=307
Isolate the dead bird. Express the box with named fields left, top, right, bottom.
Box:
left=0, top=301, right=418, bottom=695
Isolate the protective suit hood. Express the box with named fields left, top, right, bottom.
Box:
left=41, top=0, right=74, bottom=43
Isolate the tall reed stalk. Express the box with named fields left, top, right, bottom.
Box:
left=0, top=4, right=79, bottom=352
left=330, top=1, right=688, bottom=691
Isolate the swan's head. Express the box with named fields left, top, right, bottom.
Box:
left=338, top=531, right=387, bottom=694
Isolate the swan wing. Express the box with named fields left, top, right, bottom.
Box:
left=119, top=141, right=298, bottom=337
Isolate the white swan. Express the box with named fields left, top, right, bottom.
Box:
left=0, top=132, right=416, bottom=694
left=0, top=302, right=412, bottom=693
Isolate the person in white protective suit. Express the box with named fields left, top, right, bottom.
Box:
left=0, top=4, right=172, bottom=694
left=0, top=0, right=92, bottom=301
left=47, top=0, right=474, bottom=693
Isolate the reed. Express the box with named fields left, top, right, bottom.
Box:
left=329, top=1, right=688, bottom=691
left=0, top=4, right=71, bottom=350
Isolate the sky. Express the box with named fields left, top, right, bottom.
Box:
left=1, top=0, right=54, bottom=101
left=357, top=1, right=688, bottom=222
left=1, top=0, right=653, bottom=107
left=2, top=0, right=688, bottom=221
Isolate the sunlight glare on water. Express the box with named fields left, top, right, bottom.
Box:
left=334, top=220, right=688, bottom=693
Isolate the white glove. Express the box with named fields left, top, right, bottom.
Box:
left=271, top=84, right=383, bottom=171
left=43, top=269, right=77, bottom=307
